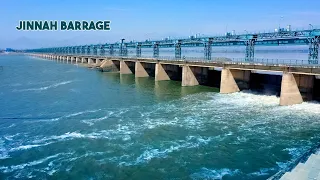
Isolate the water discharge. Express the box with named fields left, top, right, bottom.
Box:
left=0, top=55, right=319, bottom=180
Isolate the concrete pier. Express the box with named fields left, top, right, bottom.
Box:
left=95, top=58, right=102, bottom=66
left=100, top=60, right=120, bottom=72
left=155, top=63, right=171, bottom=81
left=82, top=57, right=88, bottom=63
left=88, top=58, right=93, bottom=64
left=120, top=61, right=135, bottom=74
left=135, top=61, right=149, bottom=77
left=220, top=68, right=251, bottom=94
left=279, top=72, right=314, bottom=106
left=220, top=69, right=240, bottom=94
left=182, top=66, right=199, bottom=86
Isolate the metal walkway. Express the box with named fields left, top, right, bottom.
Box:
left=25, top=26, right=320, bottom=64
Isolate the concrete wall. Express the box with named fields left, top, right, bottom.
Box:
left=313, top=78, right=320, bottom=101
left=155, top=63, right=182, bottom=81
left=100, top=60, right=120, bottom=72
left=88, top=58, right=94, bottom=64
left=120, top=61, right=135, bottom=74
left=182, top=66, right=199, bottom=86
left=250, top=73, right=282, bottom=96
left=96, top=59, right=102, bottom=66
left=135, top=62, right=155, bottom=77
left=181, top=66, right=221, bottom=87
left=294, top=74, right=314, bottom=101
left=280, top=72, right=304, bottom=106
left=207, top=69, right=221, bottom=88
left=220, top=68, right=250, bottom=94
left=82, top=58, right=88, bottom=63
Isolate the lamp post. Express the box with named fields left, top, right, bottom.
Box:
left=309, top=24, right=314, bottom=30
left=279, top=16, right=284, bottom=30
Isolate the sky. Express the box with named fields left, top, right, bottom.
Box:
left=1, top=0, right=320, bottom=49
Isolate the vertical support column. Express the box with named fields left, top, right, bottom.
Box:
left=135, top=61, right=149, bottom=77
left=82, top=57, right=87, bottom=63
left=204, top=38, right=213, bottom=60
left=93, top=46, right=98, bottom=55
left=96, top=59, right=101, bottom=65
left=136, top=44, right=141, bottom=57
left=182, top=65, right=199, bottom=86
left=100, top=46, right=105, bottom=56
left=100, top=60, right=120, bottom=72
left=72, top=47, right=76, bottom=54
left=153, top=43, right=159, bottom=58
left=81, top=46, right=85, bottom=55
left=220, top=68, right=240, bottom=94
left=155, top=63, right=170, bottom=81
left=120, top=41, right=127, bottom=57
left=175, top=41, right=182, bottom=59
left=308, top=36, right=319, bottom=64
left=109, top=45, right=114, bottom=56
left=87, top=46, right=91, bottom=55
left=88, top=58, right=93, bottom=64
left=120, top=61, right=133, bottom=74
left=245, top=37, right=256, bottom=62
left=280, top=72, right=303, bottom=106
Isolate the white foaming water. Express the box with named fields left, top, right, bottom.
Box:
left=0, top=139, right=9, bottom=160
left=65, top=109, right=102, bottom=118
left=9, top=142, right=53, bottom=152
left=13, top=80, right=73, bottom=92
left=212, top=91, right=280, bottom=107
left=119, top=134, right=228, bottom=166
left=248, top=167, right=277, bottom=177
left=81, top=111, right=114, bottom=126
left=35, top=132, right=99, bottom=142
left=24, top=109, right=102, bottom=123
left=212, top=91, right=320, bottom=114
left=190, top=167, right=240, bottom=180
left=2, top=88, right=319, bottom=178
left=0, top=153, right=68, bottom=173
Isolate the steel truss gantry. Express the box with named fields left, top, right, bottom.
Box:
left=136, top=43, right=142, bottom=57
left=245, top=39, right=256, bottom=61
left=308, top=36, right=319, bottom=64
left=26, top=26, right=320, bottom=64
left=68, top=47, right=72, bottom=54
left=81, top=46, right=86, bottom=54
left=93, top=45, right=98, bottom=55
left=153, top=42, right=159, bottom=58
left=100, top=45, right=105, bottom=55
left=120, top=43, right=127, bottom=56
left=76, top=46, right=81, bottom=54
left=109, top=45, right=114, bottom=55
left=204, top=38, right=213, bottom=60
left=86, top=46, right=91, bottom=55
left=175, top=40, right=182, bottom=59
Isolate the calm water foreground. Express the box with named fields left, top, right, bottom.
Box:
left=0, top=55, right=320, bottom=180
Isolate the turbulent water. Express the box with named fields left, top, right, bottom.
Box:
left=0, top=55, right=320, bottom=180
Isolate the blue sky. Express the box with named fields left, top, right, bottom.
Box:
left=1, top=0, right=320, bottom=49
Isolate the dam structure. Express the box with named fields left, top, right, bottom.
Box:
left=29, top=52, right=320, bottom=107
left=24, top=26, right=320, bottom=106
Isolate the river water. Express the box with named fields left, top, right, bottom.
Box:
left=0, top=54, right=319, bottom=180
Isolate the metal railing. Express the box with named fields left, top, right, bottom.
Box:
left=37, top=53, right=320, bottom=67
